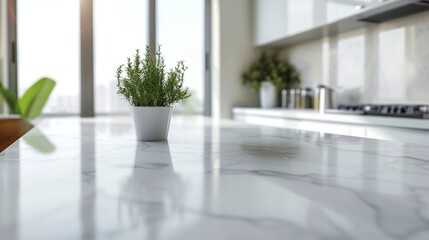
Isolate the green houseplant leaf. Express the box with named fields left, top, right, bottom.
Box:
left=241, top=52, right=300, bottom=92
left=19, top=77, right=56, bottom=120
left=0, top=81, right=20, bottom=114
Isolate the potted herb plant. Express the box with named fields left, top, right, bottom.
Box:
left=242, top=52, right=300, bottom=108
left=116, top=45, right=191, bottom=141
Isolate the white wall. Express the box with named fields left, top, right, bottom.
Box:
left=280, top=11, right=429, bottom=105
left=279, top=38, right=324, bottom=88
left=212, top=0, right=260, bottom=119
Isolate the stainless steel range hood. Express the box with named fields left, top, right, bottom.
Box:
left=358, top=0, right=429, bottom=23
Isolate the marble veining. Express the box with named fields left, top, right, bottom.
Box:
left=1, top=116, right=429, bottom=240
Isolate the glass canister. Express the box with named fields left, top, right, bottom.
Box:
left=300, top=88, right=313, bottom=109
left=281, top=89, right=288, bottom=108
left=294, top=89, right=301, bottom=109
left=288, top=89, right=295, bottom=109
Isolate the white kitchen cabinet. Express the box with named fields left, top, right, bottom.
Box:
left=254, top=0, right=288, bottom=46
left=253, top=0, right=400, bottom=47
left=286, top=0, right=317, bottom=35
left=254, top=0, right=322, bottom=46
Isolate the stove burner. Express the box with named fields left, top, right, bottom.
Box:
left=337, top=104, right=429, bottom=119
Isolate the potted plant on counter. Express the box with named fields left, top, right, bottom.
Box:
left=241, top=52, right=300, bottom=108
left=116, top=45, right=191, bottom=141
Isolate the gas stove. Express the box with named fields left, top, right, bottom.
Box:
left=336, top=104, right=429, bottom=119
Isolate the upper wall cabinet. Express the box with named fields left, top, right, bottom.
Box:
left=253, top=0, right=418, bottom=48
left=254, top=0, right=324, bottom=46
left=254, top=0, right=288, bottom=46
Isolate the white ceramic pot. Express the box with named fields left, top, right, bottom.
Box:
left=131, top=106, right=173, bottom=141
left=260, top=81, right=278, bottom=108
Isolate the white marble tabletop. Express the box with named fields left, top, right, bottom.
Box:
left=1, top=116, right=429, bottom=240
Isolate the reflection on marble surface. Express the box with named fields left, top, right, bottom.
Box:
left=1, top=116, right=429, bottom=240
left=22, top=127, right=56, bottom=153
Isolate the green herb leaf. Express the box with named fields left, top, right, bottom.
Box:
left=116, top=45, right=191, bottom=107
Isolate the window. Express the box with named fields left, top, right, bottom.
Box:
left=94, top=0, right=149, bottom=114
left=17, top=0, right=80, bottom=114
left=157, top=0, right=205, bottom=114
left=14, top=0, right=208, bottom=116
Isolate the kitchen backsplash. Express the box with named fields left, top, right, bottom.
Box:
left=280, top=11, right=429, bottom=105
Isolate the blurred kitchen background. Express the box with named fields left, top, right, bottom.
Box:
left=1, top=0, right=429, bottom=141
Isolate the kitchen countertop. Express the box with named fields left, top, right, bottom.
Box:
left=233, top=108, right=429, bottom=130
left=1, top=116, right=429, bottom=240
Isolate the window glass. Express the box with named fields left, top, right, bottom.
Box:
left=18, top=0, right=80, bottom=114
left=94, top=0, right=149, bottom=114
left=157, top=0, right=205, bottom=114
